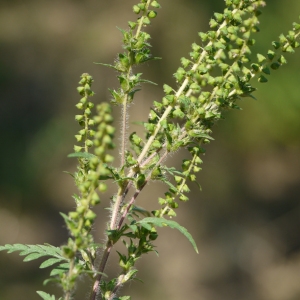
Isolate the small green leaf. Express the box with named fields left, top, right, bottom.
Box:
left=36, top=291, right=56, bottom=300
left=137, top=217, right=198, bottom=253
left=93, top=62, right=118, bottom=70
left=40, top=258, right=64, bottom=269
left=24, top=252, right=46, bottom=262
left=188, top=130, right=214, bottom=140
left=132, top=205, right=151, bottom=217
left=138, top=78, right=158, bottom=85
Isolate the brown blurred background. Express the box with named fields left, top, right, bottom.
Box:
left=1, top=0, right=300, bottom=299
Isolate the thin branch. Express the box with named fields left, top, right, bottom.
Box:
left=90, top=241, right=113, bottom=300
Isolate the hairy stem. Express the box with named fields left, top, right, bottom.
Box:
left=90, top=242, right=113, bottom=300
left=135, top=0, right=152, bottom=38
left=108, top=274, right=125, bottom=300
left=120, top=95, right=128, bottom=167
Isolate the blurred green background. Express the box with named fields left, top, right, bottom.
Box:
left=1, top=0, right=300, bottom=299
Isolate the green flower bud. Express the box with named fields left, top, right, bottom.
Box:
left=258, top=75, right=268, bottom=83
left=75, top=135, right=82, bottom=142
left=95, top=146, right=105, bottom=156
left=181, top=57, right=191, bottom=68
left=75, top=115, right=84, bottom=122
left=278, top=55, right=287, bottom=64
left=85, top=210, right=97, bottom=221
left=251, top=63, right=260, bottom=72
left=167, top=209, right=176, bottom=217
left=79, top=78, right=86, bottom=85
left=193, top=166, right=201, bottom=173
left=151, top=140, right=162, bottom=149
left=74, top=145, right=82, bottom=152
left=86, top=139, right=94, bottom=147
left=233, top=13, right=242, bottom=24
left=133, top=5, right=140, bottom=14
left=85, top=108, right=92, bottom=115
left=89, top=130, right=95, bottom=137
left=179, top=194, right=189, bottom=201
left=189, top=174, right=196, bottom=181
left=104, top=154, right=114, bottom=163
left=148, top=11, right=157, bottom=18
left=142, top=17, right=151, bottom=25
left=137, top=3, right=145, bottom=10
left=170, top=201, right=179, bottom=209
left=88, top=119, right=95, bottom=126
left=128, top=21, right=137, bottom=29
left=69, top=211, right=79, bottom=220
left=209, top=19, right=218, bottom=28
left=104, top=114, right=114, bottom=123
left=80, top=97, right=87, bottom=104
left=77, top=87, right=85, bottom=95
left=151, top=168, right=162, bottom=180
left=257, top=53, right=267, bottom=63
left=255, top=9, right=262, bottom=16
left=149, top=232, right=158, bottom=240
left=198, top=32, right=208, bottom=42
left=262, top=67, right=270, bottom=75
left=106, top=125, right=115, bottom=135
left=174, top=176, right=182, bottom=183
left=144, top=123, right=155, bottom=133
left=283, top=45, right=294, bottom=53
left=84, top=83, right=91, bottom=91
left=151, top=1, right=161, bottom=8
left=98, top=183, right=107, bottom=192
left=172, top=108, right=185, bottom=119
left=75, top=103, right=84, bottom=110
left=272, top=41, right=281, bottom=49
left=235, top=38, right=244, bottom=46
left=75, top=237, right=83, bottom=247
left=76, top=206, right=86, bottom=214
left=267, top=50, right=275, bottom=60
left=91, top=192, right=100, bottom=205
left=214, top=12, right=223, bottom=23
left=62, top=246, right=75, bottom=259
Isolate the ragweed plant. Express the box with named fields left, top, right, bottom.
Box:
left=1, top=0, right=300, bottom=299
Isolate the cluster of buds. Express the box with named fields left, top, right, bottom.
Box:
left=131, top=0, right=160, bottom=28
left=74, top=73, right=95, bottom=153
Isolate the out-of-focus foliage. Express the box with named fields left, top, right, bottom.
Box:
left=0, top=0, right=299, bottom=300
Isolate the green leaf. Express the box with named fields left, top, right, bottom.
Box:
left=93, top=62, right=118, bottom=70
left=36, top=291, right=56, bottom=300
left=24, top=252, right=46, bottom=262
left=161, top=178, right=178, bottom=194
left=138, top=78, right=158, bottom=85
left=188, top=130, right=214, bottom=140
left=50, top=262, right=70, bottom=276
left=0, top=244, right=68, bottom=267
left=132, top=205, right=151, bottom=217
left=40, top=258, right=65, bottom=269
left=68, top=152, right=98, bottom=160
left=137, top=217, right=198, bottom=253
